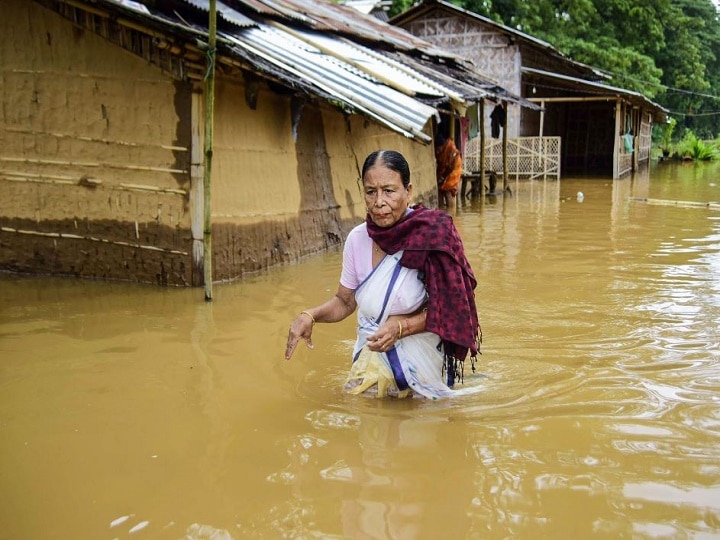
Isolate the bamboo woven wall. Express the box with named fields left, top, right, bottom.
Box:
left=400, top=10, right=521, bottom=138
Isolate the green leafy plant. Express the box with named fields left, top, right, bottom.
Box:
left=674, top=130, right=719, bottom=161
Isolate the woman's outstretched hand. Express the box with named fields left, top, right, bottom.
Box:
left=285, top=312, right=314, bottom=360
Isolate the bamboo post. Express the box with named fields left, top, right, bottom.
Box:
left=502, top=101, right=508, bottom=192
left=479, top=100, right=485, bottom=195
left=633, top=107, right=640, bottom=171
left=539, top=100, right=546, bottom=179
left=203, top=0, right=217, bottom=301
left=612, top=100, right=621, bottom=179
left=190, top=87, right=205, bottom=286
left=449, top=111, right=458, bottom=208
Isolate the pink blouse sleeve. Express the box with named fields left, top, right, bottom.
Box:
left=340, top=223, right=372, bottom=289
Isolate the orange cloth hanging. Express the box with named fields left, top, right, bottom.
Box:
left=435, top=138, right=462, bottom=196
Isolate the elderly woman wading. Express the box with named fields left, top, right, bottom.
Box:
left=285, top=150, right=481, bottom=400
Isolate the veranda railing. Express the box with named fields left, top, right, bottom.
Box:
left=463, top=136, right=562, bottom=180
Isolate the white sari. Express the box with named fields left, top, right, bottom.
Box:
left=344, top=251, right=453, bottom=400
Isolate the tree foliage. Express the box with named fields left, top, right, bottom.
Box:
left=389, top=0, right=720, bottom=137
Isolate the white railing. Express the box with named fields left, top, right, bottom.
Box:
left=463, top=136, right=562, bottom=180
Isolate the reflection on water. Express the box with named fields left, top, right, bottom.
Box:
left=1, top=162, right=720, bottom=539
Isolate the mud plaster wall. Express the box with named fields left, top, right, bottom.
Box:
left=1, top=1, right=439, bottom=286
left=210, top=78, right=438, bottom=282
left=0, top=0, right=192, bottom=285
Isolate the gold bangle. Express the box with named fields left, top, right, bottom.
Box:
left=300, top=311, right=315, bottom=326
left=397, top=320, right=403, bottom=339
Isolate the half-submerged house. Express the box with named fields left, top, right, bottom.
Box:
left=1, top=0, right=523, bottom=285
left=391, top=0, right=668, bottom=180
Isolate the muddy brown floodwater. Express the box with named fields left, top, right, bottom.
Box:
left=2, top=161, right=720, bottom=539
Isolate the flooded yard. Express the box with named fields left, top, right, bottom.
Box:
left=2, top=161, right=720, bottom=539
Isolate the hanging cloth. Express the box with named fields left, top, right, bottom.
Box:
left=490, top=104, right=505, bottom=139
left=623, top=132, right=634, bottom=153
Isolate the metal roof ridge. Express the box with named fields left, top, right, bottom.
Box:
left=344, top=39, right=468, bottom=103
left=178, top=0, right=257, bottom=28
left=252, top=0, right=315, bottom=25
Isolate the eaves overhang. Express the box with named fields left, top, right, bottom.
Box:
left=522, top=67, right=668, bottom=121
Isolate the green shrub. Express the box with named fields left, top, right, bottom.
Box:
left=674, top=130, right=719, bottom=161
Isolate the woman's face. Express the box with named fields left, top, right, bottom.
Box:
left=363, top=163, right=412, bottom=228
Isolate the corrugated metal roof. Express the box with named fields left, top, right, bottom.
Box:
left=277, top=26, right=449, bottom=98
left=235, top=0, right=455, bottom=57
left=182, top=0, right=256, bottom=28
left=224, top=25, right=437, bottom=141
left=235, top=0, right=315, bottom=24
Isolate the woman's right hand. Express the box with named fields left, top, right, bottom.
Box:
left=285, top=312, right=314, bottom=360
left=366, top=317, right=402, bottom=353
left=284, top=287, right=356, bottom=360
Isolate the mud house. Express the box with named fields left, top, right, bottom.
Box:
left=1, top=0, right=524, bottom=286
left=391, top=0, right=668, bottom=179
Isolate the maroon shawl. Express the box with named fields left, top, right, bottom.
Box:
left=366, top=205, right=481, bottom=364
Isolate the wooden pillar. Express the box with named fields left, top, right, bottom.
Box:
left=633, top=107, right=640, bottom=171
left=450, top=110, right=458, bottom=208
left=190, top=86, right=205, bottom=287
left=502, top=100, right=508, bottom=191
left=612, top=100, right=621, bottom=179
left=203, top=0, right=217, bottom=300
left=539, top=101, right=546, bottom=179
left=480, top=100, right=486, bottom=191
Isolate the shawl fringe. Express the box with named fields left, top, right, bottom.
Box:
left=441, top=326, right=482, bottom=387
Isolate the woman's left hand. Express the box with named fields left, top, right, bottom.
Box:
left=366, top=319, right=402, bottom=352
